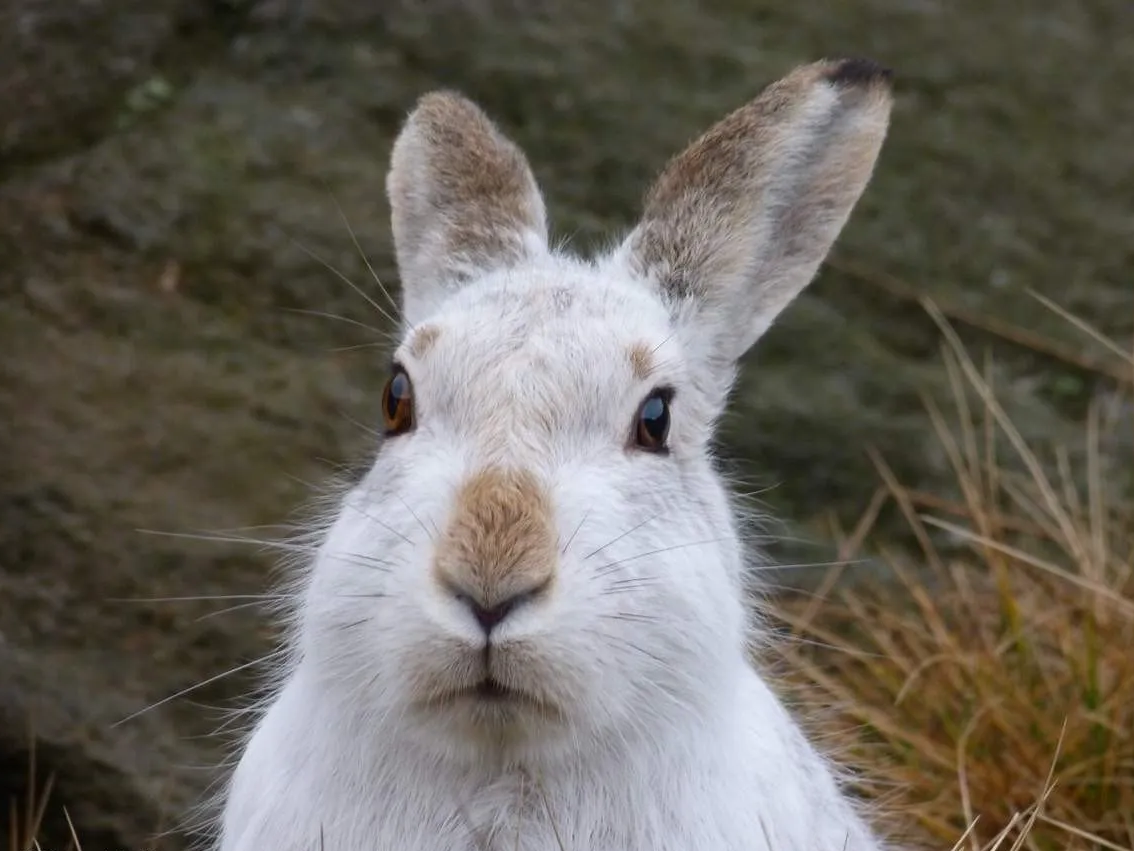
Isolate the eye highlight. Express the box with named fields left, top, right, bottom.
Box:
left=381, top=364, right=415, bottom=436
left=633, top=388, right=673, bottom=452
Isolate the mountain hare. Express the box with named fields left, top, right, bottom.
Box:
left=215, top=58, right=895, bottom=851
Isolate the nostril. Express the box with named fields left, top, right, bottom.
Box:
left=456, top=592, right=530, bottom=635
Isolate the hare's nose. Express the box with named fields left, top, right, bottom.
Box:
left=455, top=588, right=538, bottom=636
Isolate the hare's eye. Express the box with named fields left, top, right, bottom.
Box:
left=381, top=365, right=415, bottom=436
left=633, top=388, right=672, bottom=452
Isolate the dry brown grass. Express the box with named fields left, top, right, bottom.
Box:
left=6, top=736, right=81, bottom=851
left=773, top=298, right=1134, bottom=851
left=7, top=742, right=52, bottom=851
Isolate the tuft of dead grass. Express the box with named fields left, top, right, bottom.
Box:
left=5, top=731, right=80, bottom=851
left=773, top=298, right=1134, bottom=851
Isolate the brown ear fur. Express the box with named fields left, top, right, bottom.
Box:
left=387, top=92, right=549, bottom=324
left=620, top=58, right=894, bottom=363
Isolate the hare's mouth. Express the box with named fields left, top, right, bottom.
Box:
left=460, top=677, right=541, bottom=708
left=423, top=677, right=561, bottom=721
left=472, top=678, right=512, bottom=701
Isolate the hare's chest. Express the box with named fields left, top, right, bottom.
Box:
left=431, top=774, right=697, bottom=851
left=447, top=772, right=558, bottom=851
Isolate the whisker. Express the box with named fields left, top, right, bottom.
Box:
left=650, top=332, right=677, bottom=356
left=398, top=495, right=437, bottom=544
left=112, top=650, right=286, bottom=728
left=335, top=593, right=390, bottom=600
left=346, top=503, right=415, bottom=546
left=604, top=611, right=658, bottom=624
left=281, top=307, right=389, bottom=338
left=107, top=594, right=294, bottom=604
left=772, top=634, right=888, bottom=659
left=338, top=408, right=384, bottom=441
left=732, top=487, right=782, bottom=500
left=644, top=353, right=681, bottom=380
left=584, top=513, right=661, bottom=560
left=752, top=558, right=873, bottom=573
left=603, top=577, right=661, bottom=594
left=287, top=233, right=399, bottom=329
left=604, top=572, right=662, bottom=588
left=133, top=529, right=309, bottom=553
left=594, top=537, right=727, bottom=576
left=337, top=618, right=373, bottom=630
left=194, top=600, right=288, bottom=622
left=322, top=179, right=403, bottom=321
left=560, top=510, right=590, bottom=555
left=601, top=584, right=658, bottom=597
left=600, top=632, right=668, bottom=667
left=194, top=523, right=298, bottom=534
left=333, top=553, right=396, bottom=574
left=330, top=341, right=389, bottom=353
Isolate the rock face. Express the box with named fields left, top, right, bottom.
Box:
left=0, top=0, right=249, bottom=169
left=1, top=0, right=1131, bottom=847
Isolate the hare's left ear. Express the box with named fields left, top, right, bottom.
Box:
left=608, top=59, right=893, bottom=404
left=387, top=92, right=550, bottom=326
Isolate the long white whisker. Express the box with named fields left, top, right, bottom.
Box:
left=330, top=341, right=389, bottom=353
left=194, top=600, right=290, bottom=622
left=322, top=179, right=403, bottom=321
left=752, top=558, right=873, bottom=573
left=112, top=650, right=286, bottom=728
left=108, top=594, right=295, bottom=603
left=133, top=528, right=309, bottom=552
left=594, top=537, right=728, bottom=576
left=338, top=408, right=385, bottom=441
left=287, top=234, right=399, bottom=329
left=281, top=307, right=389, bottom=338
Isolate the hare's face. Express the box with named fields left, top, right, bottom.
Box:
left=302, top=61, right=892, bottom=760
left=308, top=257, right=748, bottom=758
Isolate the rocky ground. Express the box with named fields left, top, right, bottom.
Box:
left=1, top=0, right=1131, bottom=847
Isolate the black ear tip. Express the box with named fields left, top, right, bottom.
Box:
left=826, top=58, right=894, bottom=87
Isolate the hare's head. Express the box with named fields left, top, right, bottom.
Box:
left=303, top=59, right=892, bottom=762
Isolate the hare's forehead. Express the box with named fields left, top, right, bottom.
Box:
left=400, top=270, right=676, bottom=378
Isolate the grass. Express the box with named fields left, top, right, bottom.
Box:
left=9, top=299, right=1132, bottom=850
left=6, top=738, right=75, bottom=851
left=771, top=297, right=1134, bottom=851
left=7, top=739, right=52, bottom=851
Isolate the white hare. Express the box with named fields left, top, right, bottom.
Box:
left=214, top=58, right=895, bottom=851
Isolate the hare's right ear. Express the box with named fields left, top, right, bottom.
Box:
left=608, top=59, right=893, bottom=408
left=387, top=92, right=550, bottom=326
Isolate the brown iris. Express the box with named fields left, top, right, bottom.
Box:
left=382, top=365, right=415, bottom=436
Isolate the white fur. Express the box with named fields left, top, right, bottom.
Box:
left=212, top=62, right=894, bottom=851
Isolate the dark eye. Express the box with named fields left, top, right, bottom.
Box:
left=381, top=365, right=415, bottom=436
left=633, top=388, right=672, bottom=452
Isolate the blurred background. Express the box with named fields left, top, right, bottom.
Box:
left=1, top=0, right=1131, bottom=848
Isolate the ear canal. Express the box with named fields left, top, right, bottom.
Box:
left=614, top=58, right=894, bottom=367
left=386, top=91, right=550, bottom=327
